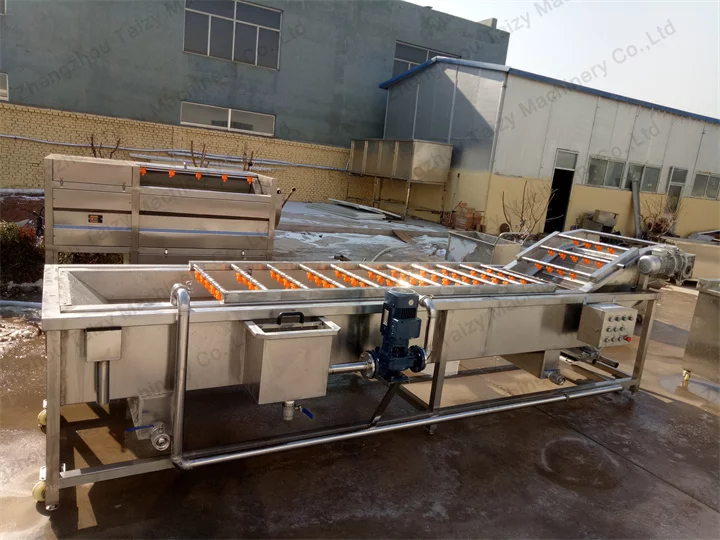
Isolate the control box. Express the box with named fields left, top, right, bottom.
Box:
left=577, top=303, right=638, bottom=348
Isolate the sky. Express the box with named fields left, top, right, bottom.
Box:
left=405, top=0, right=720, bottom=119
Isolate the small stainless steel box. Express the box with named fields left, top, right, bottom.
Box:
left=86, top=328, right=122, bottom=362
left=244, top=317, right=340, bottom=405
left=578, top=304, right=637, bottom=348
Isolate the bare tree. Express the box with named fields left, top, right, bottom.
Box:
left=641, top=194, right=684, bottom=241
left=189, top=140, right=211, bottom=168
left=501, top=181, right=556, bottom=235
left=89, top=135, right=121, bottom=158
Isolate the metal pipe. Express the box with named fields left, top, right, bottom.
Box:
left=298, top=264, right=346, bottom=289
left=328, top=359, right=373, bottom=376
left=176, top=385, right=623, bottom=470
left=230, top=264, right=268, bottom=291
left=329, top=264, right=380, bottom=288
left=521, top=256, right=594, bottom=278
left=266, top=264, right=308, bottom=289
left=556, top=232, right=639, bottom=250
left=419, top=296, right=437, bottom=363
left=434, top=263, right=495, bottom=285
left=409, top=264, right=466, bottom=286
left=170, top=284, right=191, bottom=468
left=95, top=361, right=110, bottom=405
left=0, top=188, right=44, bottom=196
left=358, top=264, right=408, bottom=286
left=0, top=300, right=43, bottom=309
left=459, top=263, right=545, bottom=284
left=385, top=264, right=437, bottom=286
left=538, top=244, right=614, bottom=264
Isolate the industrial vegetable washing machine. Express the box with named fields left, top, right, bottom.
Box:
left=35, top=230, right=694, bottom=509
left=44, top=154, right=281, bottom=264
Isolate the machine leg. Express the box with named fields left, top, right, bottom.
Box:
left=428, top=312, right=449, bottom=412
left=630, top=299, right=656, bottom=394
left=43, top=332, right=61, bottom=510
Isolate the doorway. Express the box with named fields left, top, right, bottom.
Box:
left=544, top=150, right=578, bottom=234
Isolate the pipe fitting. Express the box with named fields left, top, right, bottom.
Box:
left=282, top=401, right=296, bottom=422
left=150, top=423, right=171, bottom=452
left=329, top=355, right=376, bottom=378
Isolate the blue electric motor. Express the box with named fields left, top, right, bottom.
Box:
left=368, top=289, right=426, bottom=382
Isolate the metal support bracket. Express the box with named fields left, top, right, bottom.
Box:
left=370, top=382, right=400, bottom=426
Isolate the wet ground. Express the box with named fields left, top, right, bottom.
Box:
left=0, top=286, right=718, bottom=538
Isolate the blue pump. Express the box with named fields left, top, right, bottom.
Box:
left=368, top=289, right=426, bottom=382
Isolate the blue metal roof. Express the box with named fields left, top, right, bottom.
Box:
left=378, top=57, right=720, bottom=125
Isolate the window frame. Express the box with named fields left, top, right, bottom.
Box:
left=183, top=0, right=282, bottom=70
left=180, top=101, right=275, bottom=137
left=585, top=156, right=626, bottom=188
left=392, top=41, right=459, bottom=76
left=667, top=166, right=688, bottom=188
left=0, top=73, right=8, bottom=101
left=622, top=162, right=662, bottom=193
left=554, top=149, right=578, bottom=172
left=689, top=172, right=720, bottom=200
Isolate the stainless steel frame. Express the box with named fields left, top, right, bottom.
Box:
left=348, top=139, right=452, bottom=219
left=37, top=230, right=688, bottom=510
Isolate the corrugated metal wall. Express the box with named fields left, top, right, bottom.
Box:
left=384, top=63, right=504, bottom=172
left=495, top=74, right=718, bottom=197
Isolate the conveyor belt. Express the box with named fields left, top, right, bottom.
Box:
left=189, top=260, right=558, bottom=304
left=188, top=230, right=662, bottom=302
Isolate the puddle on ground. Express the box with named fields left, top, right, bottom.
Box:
left=537, top=436, right=621, bottom=490
left=659, top=374, right=720, bottom=414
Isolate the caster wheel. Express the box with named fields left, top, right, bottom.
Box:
left=32, top=480, right=46, bottom=502
left=547, top=369, right=566, bottom=386
left=37, top=409, right=47, bottom=427
left=425, top=425, right=437, bottom=436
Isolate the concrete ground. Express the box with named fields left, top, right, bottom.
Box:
left=0, top=283, right=717, bottom=539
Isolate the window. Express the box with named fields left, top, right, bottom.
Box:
left=0, top=73, right=8, bottom=101
left=181, top=102, right=275, bottom=136
left=587, top=157, right=625, bottom=188
left=667, top=166, right=688, bottom=187
left=555, top=150, right=577, bottom=170
left=624, top=163, right=661, bottom=192
left=184, top=0, right=281, bottom=69
left=392, top=41, right=458, bottom=77
left=691, top=173, right=720, bottom=199
left=0, top=0, right=5, bottom=15
left=665, top=166, right=688, bottom=213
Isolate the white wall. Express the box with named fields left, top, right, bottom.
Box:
left=493, top=77, right=550, bottom=179
left=495, top=74, right=719, bottom=198
left=695, top=124, right=720, bottom=175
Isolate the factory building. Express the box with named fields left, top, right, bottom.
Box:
left=0, top=0, right=508, bottom=147
left=379, top=58, right=720, bottom=237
